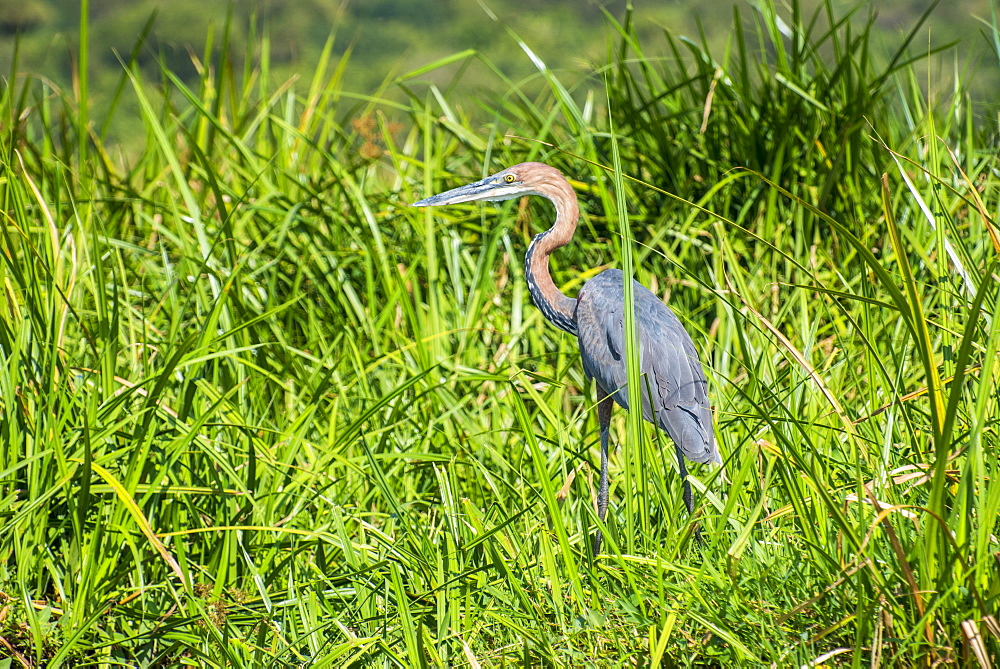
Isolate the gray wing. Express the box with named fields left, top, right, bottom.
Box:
left=575, top=269, right=719, bottom=464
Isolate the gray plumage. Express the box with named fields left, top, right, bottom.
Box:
left=576, top=269, right=718, bottom=465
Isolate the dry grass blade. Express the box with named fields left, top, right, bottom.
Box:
left=962, top=619, right=993, bottom=669
left=723, top=272, right=856, bottom=444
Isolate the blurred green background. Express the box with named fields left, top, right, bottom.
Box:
left=2, top=0, right=996, bottom=124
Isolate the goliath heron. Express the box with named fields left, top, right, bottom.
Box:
left=413, top=162, right=719, bottom=554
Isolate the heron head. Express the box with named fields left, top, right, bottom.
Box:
left=412, top=162, right=567, bottom=207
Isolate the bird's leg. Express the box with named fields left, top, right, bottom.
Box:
left=675, top=444, right=693, bottom=515
left=675, top=443, right=703, bottom=544
left=593, top=385, right=613, bottom=556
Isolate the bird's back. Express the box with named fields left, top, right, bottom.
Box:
left=575, top=269, right=718, bottom=464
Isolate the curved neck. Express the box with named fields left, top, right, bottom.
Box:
left=524, top=184, right=579, bottom=335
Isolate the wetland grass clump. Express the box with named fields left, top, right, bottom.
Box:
left=0, top=0, right=997, bottom=665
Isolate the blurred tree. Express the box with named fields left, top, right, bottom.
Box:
left=0, top=0, right=53, bottom=34
left=2, top=0, right=994, bottom=117
left=89, top=1, right=239, bottom=79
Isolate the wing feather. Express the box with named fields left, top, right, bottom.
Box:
left=576, top=269, right=718, bottom=464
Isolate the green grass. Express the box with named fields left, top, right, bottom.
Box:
left=1, top=1, right=998, bottom=665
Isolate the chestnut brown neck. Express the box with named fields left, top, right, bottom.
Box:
left=523, top=178, right=579, bottom=335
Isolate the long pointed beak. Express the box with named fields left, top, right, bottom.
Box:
left=412, top=175, right=517, bottom=207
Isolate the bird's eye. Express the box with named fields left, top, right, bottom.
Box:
left=504, top=174, right=516, bottom=183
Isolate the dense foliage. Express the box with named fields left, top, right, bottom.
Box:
left=1, top=1, right=998, bottom=665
